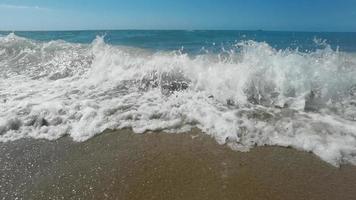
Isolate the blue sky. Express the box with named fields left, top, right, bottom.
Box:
left=1, top=0, right=356, bottom=31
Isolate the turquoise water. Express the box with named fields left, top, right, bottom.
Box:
left=1, top=30, right=356, bottom=53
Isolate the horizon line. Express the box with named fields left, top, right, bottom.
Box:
left=1, top=29, right=356, bottom=33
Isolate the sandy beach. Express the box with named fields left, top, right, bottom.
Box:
left=2, top=1, right=356, bottom=199
left=0, top=129, right=355, bottom=200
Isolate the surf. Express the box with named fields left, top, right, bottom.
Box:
left=1, top=33, right=356, bottom=166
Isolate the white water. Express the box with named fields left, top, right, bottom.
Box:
left=1, top=33, right=356, bottom=166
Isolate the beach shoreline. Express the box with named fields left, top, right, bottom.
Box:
left=1, top=129, right=356, bottom=200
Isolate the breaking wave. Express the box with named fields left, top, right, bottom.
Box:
left=1, top=33, right=356, bottom=166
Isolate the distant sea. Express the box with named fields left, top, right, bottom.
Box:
left=1, top=30, right=356, bottom=166
left=1, top=30, right=356, bottom=52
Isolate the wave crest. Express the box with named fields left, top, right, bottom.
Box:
left=1, top=33, right=356, bottom=166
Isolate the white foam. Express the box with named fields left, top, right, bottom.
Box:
left=1, top=34, right=356, bottom=166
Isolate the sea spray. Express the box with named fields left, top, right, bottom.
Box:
left=1, top=33, right=356, bottom=166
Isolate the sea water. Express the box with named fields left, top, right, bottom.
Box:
left=1, top=30, right=356, bottom=166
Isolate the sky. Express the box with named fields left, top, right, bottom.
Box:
left=0, top=0, right=356, bottom=31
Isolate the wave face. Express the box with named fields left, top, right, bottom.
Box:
left=1, top=33, right=356, bottom=166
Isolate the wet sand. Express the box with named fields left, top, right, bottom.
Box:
left=1, top=129, right=356, bottom=200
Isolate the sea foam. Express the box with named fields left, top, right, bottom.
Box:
left=1, top=33, right=356, bottom=166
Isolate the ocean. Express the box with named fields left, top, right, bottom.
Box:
left=1, top=30, right=356, bottom=166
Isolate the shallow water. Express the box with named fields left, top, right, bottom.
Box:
left=1, top=31, right=356, bottom=166
left=2, top=130, right=356, bottom=200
